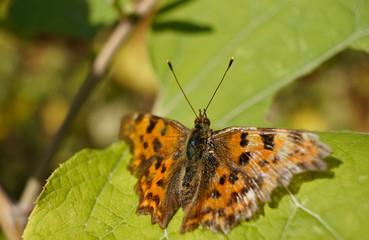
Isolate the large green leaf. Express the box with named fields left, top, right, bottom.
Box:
left=150, top=0, right=369, bottom=129
left=23, top=132, right=369, bottom=239
left=24, top=0, right=369, bottom=239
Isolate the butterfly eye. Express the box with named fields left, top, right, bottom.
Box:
left=204, top=118, right=211, bottom=126
left=195, top=118, right=201, bottom=127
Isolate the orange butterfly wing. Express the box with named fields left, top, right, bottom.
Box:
left=119, top=112, right=190, bottom=228
left=180, top=127, right=331, bottom=233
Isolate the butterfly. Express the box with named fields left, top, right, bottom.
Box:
left=119, top=58, right=332, bottom=234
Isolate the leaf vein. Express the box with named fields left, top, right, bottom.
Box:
left=285, top=187, right=343, bottom=240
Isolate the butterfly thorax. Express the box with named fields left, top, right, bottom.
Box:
left=186, top=111, right=212, bottom=161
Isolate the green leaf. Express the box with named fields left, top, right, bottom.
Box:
left=24, top=0, right=369, bottom=239
left=150, top=0, right=369, bottom=129
left=23, top=143, right=132, bottom=239
left=23, top=133, right=369, bottom=239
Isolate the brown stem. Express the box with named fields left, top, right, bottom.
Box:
left=0, top=185, right=22, bottom=240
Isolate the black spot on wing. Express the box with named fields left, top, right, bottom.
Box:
left=219, top=175, right=226, bottom=185
left=240, top=139, right=249, bottom=147
left=240, top=132, right=249, bottom=147
left=229, top=172, right=239, bottom=184
left=154, top=155, right=164, bottom=170
left=156, top=178, right=164, bottom=187
left=146, top=120, right=157, bottom=133
left=260, top=133, right=275, bottom=150
left=239, top=152, right=251, bottom=166
left=153, top=138, right=162, bottom=152
left=241, top=187, right=249, bottom=195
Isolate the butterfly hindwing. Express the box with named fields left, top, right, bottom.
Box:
left=119, top=112, right=190, bottom=228
left=180, top=160, right=259, bottom=234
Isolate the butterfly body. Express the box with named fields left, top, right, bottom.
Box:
left=119, top=110, right=332, bottom=234
left=185, top=111, right=211, bottom=162
left=180, top=111, right=218, bottom=225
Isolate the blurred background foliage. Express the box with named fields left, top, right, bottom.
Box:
left=0, top=0, right=368, bottom=209
left=0, top=0, right=157, bottom=202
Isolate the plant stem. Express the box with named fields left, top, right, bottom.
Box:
left=0, top=185, right=22, bottom=240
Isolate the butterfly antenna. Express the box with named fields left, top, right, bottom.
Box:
left=167, top=60, right=198, bottom=118
left=205, top=57, right=234, bottom=112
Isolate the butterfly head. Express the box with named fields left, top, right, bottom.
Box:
left=195, top=109, right=211, bottom=129
left=168, top=58, right=234, bottom=127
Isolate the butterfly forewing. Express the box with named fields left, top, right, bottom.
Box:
left=212, top=127, right=332, bottom=201
left=119, top=112, right=190, bottom=228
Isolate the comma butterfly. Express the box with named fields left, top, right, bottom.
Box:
left=119, top=58, right=331, bottom=234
